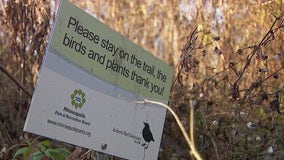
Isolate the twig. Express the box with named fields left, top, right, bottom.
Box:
left=66, top=147, right=82, bottom=160
left=260, top=66, right=284, bottom=83
left=136, top=99, right=203, bottom=160
left=210, top=136, right=220, bottom=160
left=244, top=66, right=284, bottom=94
left=79, top=149, right=91, bottom=160
left=234, top=16, right=279, bottom=85
left=189, top=100, right=195, bottom=159
left=0, top=64, right=32, bottom=98
left=171, top=26, right=198, bottom=90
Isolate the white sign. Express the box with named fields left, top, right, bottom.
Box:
left=24, top=0, right=173, bottom=160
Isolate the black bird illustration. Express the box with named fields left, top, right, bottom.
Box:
left=142, top=122, right=154, bottom=149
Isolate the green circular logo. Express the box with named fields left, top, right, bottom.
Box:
left=71, top=89, right=86, bottom=109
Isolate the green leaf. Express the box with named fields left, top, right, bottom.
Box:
left=13, top=147, right=32, bottom=159
left=31, top=151, right=43, bottom=160
left=50, top=152, right=65, bottom=160
left=30, top=137, right=41, bottom=146
left=9, top=143, right=27, bottom=150
left=55, top=148, right=71, bottom=155
left=47, top=148, right=70, bottom=160
left=22, top=147, right=32, bottom=157
left=26, top=141, right=33, bottom=146
left=43, top=149, right=52, bottom=159
left=37, top=143, right=46, bottom=152
left=46, top=148, right=70, bottom=155
left=256, top=107, right=265, bottom=119
left=39, top=140, right=51, bottom=148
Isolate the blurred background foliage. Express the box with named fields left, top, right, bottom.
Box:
left=0, top=0, right=284, bottom=159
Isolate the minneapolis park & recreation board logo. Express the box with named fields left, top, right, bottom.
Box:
left=71, top=89, right=86, bottom=109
